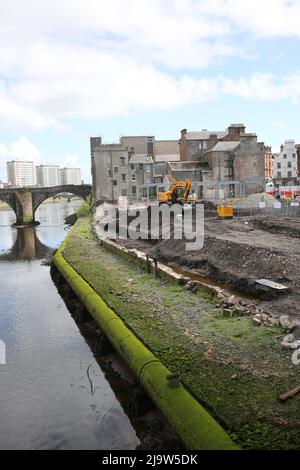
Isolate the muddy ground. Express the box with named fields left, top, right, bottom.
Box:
left=115, top=214, right=300, bottom=320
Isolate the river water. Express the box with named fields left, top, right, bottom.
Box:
left=0, top=201, right=139, bottom=450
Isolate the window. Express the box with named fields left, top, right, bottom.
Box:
left=122, top=174, right=126, bottom=182
left=293, top=153, right=296, bottom=158
left=114, top=167, right=118, bottom=174
left=277, top=172, right=281, bottom=178
left=288, top=162, right=292, bottom=168
left=288, top=171, right=292, bottom=178
left=113, top=180, right=117, bottom=186
left=131, top=174, right=136, bottom=181
left=277, top=162, right=281, bottom=169
left=131, top=186, right=136, bottom=195
left=131, top=164, right=134, bottom=170
left=120, top=157, right=125, bottom=166
left=121, top=189, right=127, bottom=196
left=139, top=163, right=143, bottom=170
left=108, top=169, right=112, bottom=177
left=283, top=154, right=287, bottom=159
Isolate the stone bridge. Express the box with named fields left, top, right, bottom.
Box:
left=0, top=184, right=91, bottom=225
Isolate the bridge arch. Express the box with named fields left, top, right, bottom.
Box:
left=33, top=192, right=85, bottom=218
left=0, top=193, right=17, bottom=222
left=32, top=185, right=91, bottom=214
left=0, top=185, right=92, bottom=226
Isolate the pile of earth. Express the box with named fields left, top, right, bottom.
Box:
left=148, top=234, right=298, bottom=307
left=239, top=193, right=276, bottom=209
left=250, top=218, right=300, bottom=239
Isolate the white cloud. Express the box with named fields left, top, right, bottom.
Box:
left=0, top=0, right=300, bottom=132
left=0, top=137, right=90, bottom=182
left=0, top=137, right=41, bottom=164
left=221, top=73, right=300, bottom=102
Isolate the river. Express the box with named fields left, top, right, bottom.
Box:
left=0, top=201, right=139, bottom=450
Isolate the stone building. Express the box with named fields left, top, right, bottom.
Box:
left=259, top=144, right=273, bottom=180
left=91, top=135, right=180, bottom=204
left=200, top=134, right=265, bottom=198
left=179, top=124, right=246, bottom=161
left=120, top=136, right=155, bottom=157
left=128, top=154, right=154, bottom=199
left=91, top=138, right=128, bottom=203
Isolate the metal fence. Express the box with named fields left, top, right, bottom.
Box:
left=231, top=198, right=300, bottom=218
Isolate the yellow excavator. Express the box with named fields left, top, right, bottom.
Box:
left=158, top=179, right=193, bottom=205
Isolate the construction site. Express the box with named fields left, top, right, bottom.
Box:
left=80, top=183, right=298, bottom=449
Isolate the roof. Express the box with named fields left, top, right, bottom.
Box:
left=129, top=154, right=154, bottom=164
left=155, top=154, right=181, bottom=162
left=168, top=161, right=211, bottom=172
left=210, top=142, right=240, bottom=152
left=184, top=131, right=227, bottom=141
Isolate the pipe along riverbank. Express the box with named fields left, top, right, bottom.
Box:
left=53, top=224, right=238, bottom=450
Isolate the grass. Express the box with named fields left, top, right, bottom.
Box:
left=76, top=196, right=93, bottom=218
left=62, top=218, right=300, bottom=450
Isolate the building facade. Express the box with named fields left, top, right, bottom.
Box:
left=273, top=140, right=298, bottom=184
left=60, top=167, right=82, bottom=185
left=7, top=160, right=36, bottom=187
left=259, top=144, right=273, bottom=180
left=128, top=154, right=154, bottom=199
left=179, top=124, right=246, bottom=161
left=120, top=136, right=155, bottom=157
left=201, top=134, right=265, bottom=198
left=91, top=139, right=129, bottom=203
left=36, top=165, right=61, bottom=187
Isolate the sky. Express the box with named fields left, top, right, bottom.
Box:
left=1, top=0, right=300, bottom=183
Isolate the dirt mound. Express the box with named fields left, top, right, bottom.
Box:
left=240, top=193, right=276, bottom=208
left=149, top=235, right=293, bottom=302
left=251, top=218, right=300, bottom=238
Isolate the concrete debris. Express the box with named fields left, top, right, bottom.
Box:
left=279, top=315, right=297, bottom=331
left=223, top=309, right=233, bottom=318
left=283, top=334, right=295, bottom=344
left=281, top=340, right=300, bottom=350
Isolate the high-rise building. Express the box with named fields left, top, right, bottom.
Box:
left=36, top=165, right=61, bottom=187
left=6, top=160, right=36, bottom=188
left=60, top=167, right=82, bottom=185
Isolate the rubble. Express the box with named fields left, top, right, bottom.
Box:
left=279, top=315, right=297, bottom=331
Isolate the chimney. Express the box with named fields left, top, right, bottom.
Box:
left=240, top=133, right=257, bottom=154
left=90, top=136, right=102, bottom=152
left=128, top=146, right=135, bottom=160
left=181, top=129, right=187, bottom=138
left=228, top=124, right=246, bottom=140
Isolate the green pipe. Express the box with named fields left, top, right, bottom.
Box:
left=53, top=226, right=239, bottom=450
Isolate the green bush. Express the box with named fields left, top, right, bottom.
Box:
left=77, top=195, right=93, bottom=217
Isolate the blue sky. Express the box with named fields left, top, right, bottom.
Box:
left=1, top=0, right=300, bottom=183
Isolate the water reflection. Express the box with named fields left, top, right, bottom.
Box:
left=35, top=200, right=82, bottom=226
left=0, top=200, right=82, bottom=258
left=0, top=228, right=52, bottom=261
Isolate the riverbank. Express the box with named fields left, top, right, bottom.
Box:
left=60, top=218, right=300, bottom=449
